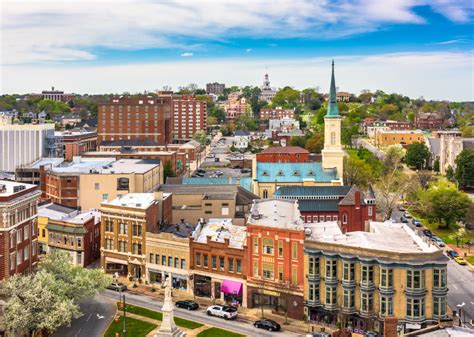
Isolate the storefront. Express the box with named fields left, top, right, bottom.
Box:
left=105, top=257, right=128, bottom=275
left=172, top=274, right=187, bottom=291
left=194, top=274, right=212, bottom=298
left=148, top=269, right=188, bottom=291
left=221, top=280, right=243, bottom=306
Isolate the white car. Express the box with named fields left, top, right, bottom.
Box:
left=206, top=305, right=238, bottom=320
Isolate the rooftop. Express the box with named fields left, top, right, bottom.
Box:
left=160, top=222, right=197, bottom=238
left=27, top=157, right=64, bottom=169
left=39, top=203, right=78, bottom=220
left=0, top=180, right=38, bottom=198
left=104, top=193, right=156, bottom=209
left=274, top=185, right=351, bottom=198
left=305, top=221, right=439, bottom=253
left=378, top=129, right=424, bottom=134
left=247, top=199, right=304, bottom=231
left=256, top=162, right=337, bottom=183
left=259, top=146, right=308, bottom=154
left=192, top=218, right=246, bottom=249
left=50, top=157, right=160, bottom=174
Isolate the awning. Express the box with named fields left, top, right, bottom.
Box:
left=105, top=257, right=128, bottom=265
left=221, top=280, right=243, bottom=296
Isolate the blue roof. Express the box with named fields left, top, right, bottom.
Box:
left=298, top=199, right=340, bottom=212
left=256, top=162, right=337, bottom=183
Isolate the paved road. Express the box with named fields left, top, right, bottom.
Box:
left=54, top=294, right=115, bottom=337
left=102, top=289, right=300, bottom=337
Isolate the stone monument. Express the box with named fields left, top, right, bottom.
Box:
left=155, top=277, right=186, bottom=337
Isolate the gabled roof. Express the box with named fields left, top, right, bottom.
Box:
left=256, top=162, right=337, bottom=183
left=339, top=185, right=372, bottom=205
left=274, top=185, right=351, bottom=197
left=260, top=146, right=308, bottom=154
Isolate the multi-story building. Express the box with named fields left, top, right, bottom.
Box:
left=256, top=146, right=309, bottom=163
left=146, top=222, right=196, bottom=294
left=190, top=219, right=247, bottom=306
left=206, top=82, right=225, bottom=96
left=304, top=221, right=448, bottom=335
left=274, top=185, right=376, bottom=232
left=0, top=181, right=41, bottom=281
left=54, top=129, right=97, bottom=161
left=40, top=157, right=163, bottom=210
left=98, top=96, right=173, bottom=145
left=225, top=92, right=248, bottom=120
left=376, top=130, right=425, bottom=147
left=15, top=158, right=64, bottom=188
left=246, top=199, right=305, bottom=319
left=259, top=107, right=294, bottom=121
left=0, top=123, right=55, bottom=172
left=415, top=112, right=444, bottom=130
left=259, top=73, right=277, bottom=103
left=157, top=184, right=258, bottom=225
left=172, top=96, right=207, bottom=140
left=438, top=134, right=474, bottom=175
left=266, top=118, right=304, bottom=145
left=100, top=192, right=172, bottom=280
left=336, top=92, right=352, bottom=102
left=30, top=87, right=75, bottom=102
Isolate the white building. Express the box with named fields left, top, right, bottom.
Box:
left=0, top=123, right=55, bottom=172
left=259, top=73, right=277, bottom=103
left=233, top=136, right=249, bottom=149
left=439, top=134, right=474, bottom=174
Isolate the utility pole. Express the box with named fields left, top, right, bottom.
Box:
left=121, top=289, right=127, bottom=337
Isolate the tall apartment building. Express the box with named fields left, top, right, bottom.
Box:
left=206, top=82, right=225, bottom=95
left=98, top=96, right=172, bottom=145
left=304, top=221, right=448, bottom=335
left=0, top=123, right=55, bottom=172
left=100, top=192, right=172, bottom=280
left=0, top=181, right=41, bottom=281
left=172, top=96, right=207, bottom=140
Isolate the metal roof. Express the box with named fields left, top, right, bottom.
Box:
left=256, top=162, right=337, bottom=183
left=274, top=185, right=351, bottom=197
left=298, top=199, right=340, bottom=212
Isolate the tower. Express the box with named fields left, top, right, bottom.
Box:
left=322, top=60, right=344, bottom=179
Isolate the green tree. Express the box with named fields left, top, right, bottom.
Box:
left=384, top=145, right=405, bottom=173
left=272, top=87, right=300, bottom=109
left=305, top=132, right=324, bottom=153
left=433, top=158, right=440, bottom=173
left=163, top=160, right=176, bottom=180
left=2, top=250, right=110, bottom=336
left=405, top=142, right=430, bottom=169
left=455, top=149, right=474, bottom=189
left=446, top=165, right=454, bottom=180
left=192, top=131, right=207, bottom=146
left=449, top=228, right=467, bottom=247
left=460, top=125, right=474, bottom=138
left=343, top=157, right=373, bottom=189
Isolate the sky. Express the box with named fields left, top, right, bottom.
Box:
left=1, top=0, right=473, bottom=101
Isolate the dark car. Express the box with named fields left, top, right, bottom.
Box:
left=240, top=168, right=251, bottom=173
left=197, top=169, right=206, bottom=174
left=412, top=219, right=422, bottom=227
left=400, top=216, right=408, bottom=223
left=422, top=229, right=433, bottom=237
left=175, top=300, right=199, bottom=310
left=107, top=282, right=127, bottom=292
left=254, top=319, right=281, bottom=332
left=196, top=172, right=205, bottom=177
left=447, top=250, right=459, bottom=259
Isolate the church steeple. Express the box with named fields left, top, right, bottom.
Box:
left=326, top=59, right=340, bottom=118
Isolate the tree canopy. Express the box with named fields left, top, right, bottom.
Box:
left=455, top=149, right=474, bottom=189
left=405, top=142, right=430, bottom=169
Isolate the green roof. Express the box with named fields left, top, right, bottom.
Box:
left=46, top=223, right=87, bottom=234
left=326, top=60, right=341, bottom=118
left=298, top=199, right=340, bottom=212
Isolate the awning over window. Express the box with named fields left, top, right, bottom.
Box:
left=221, top=280, right=243, bottom=295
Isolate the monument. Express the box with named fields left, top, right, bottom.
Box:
left=155, top=277, right=186, bottom=337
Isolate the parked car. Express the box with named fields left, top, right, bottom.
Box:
left=206, top=305, right=238, bottom=320
left=215, top=171, right=224, bottom=176
left=447, top=250, right=459, bottom=259
left=398, top=205, right=405, bottom=211
left=196, top=173, right=205, bottom=177
left=197, top=169, right=206, bottom=174
left=400, top=216, right=408, bottom=223
left=175, top=300, right=199, bottom=310
left=454, top=257, right=467, bottom=265
left=431, top=237, right=445, bottom=247
left=404, top=212, right=412, bottom=218
left=240, top=168, right=251, bottom=173
left=412, top=219, right=422, bottom=227
left=422, top=229, right=433, bottom=238
left=107, top=282, right=127, bottom=292
left=306, top=332, right=331, bottom=337
left=254, top=319, right=281, bottom=332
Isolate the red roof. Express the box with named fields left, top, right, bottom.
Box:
left=260, top=146, right=309, bottom=154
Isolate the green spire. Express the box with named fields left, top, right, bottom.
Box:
left=326, top=59, right=340, bottom=118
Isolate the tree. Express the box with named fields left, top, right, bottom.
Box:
left=304, top=132, right=324, bottom=153
left=433, top=159, right=440, bottom=173
left=446, top=165, right=454, bottom=180
left=455, top=149, right=474, bottom=189
left=192, top=131, right=207, bottom=146
left=2, top=250, right=110, bottom=336
left=272, top=87, right=300, bottom=109
left=449, top=228, right=467, bottom=247
left=163, top=160, right=176, bottom=180
left=341, top=124, right=359, bottom=147
left=384, top=145, right=404, bottom=173
left=343, top=157, right=373, bottom=189
left=405, top=142, right=430, bottom=169
left=375, top=170, right=415, bottom=220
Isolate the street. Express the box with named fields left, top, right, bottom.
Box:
left=53, top=294, right=115, bottom=337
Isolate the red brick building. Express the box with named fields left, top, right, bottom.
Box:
left=0, top=181, right=41, bottom=281
left=246, top=199, right=305, bottom=319
left=190, top=219, right=247, bottom=306
left=172, top=96, right=207, bottom=140
left=259, top=108, right=295, bottom=121
left=98, top=96, right=173, bottom=144
left=415, top=112, right=444, bottom=129
left=274, top=185, right=376, bottom=233
left=256, top=146, right=309, bottom=163
left=55, top=129, right=97, bottom=161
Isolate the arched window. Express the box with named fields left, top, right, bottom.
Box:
left=331, top=132, right=336, bottom=145
left=342, top=213, right=347, bottom=224
left=263, top=190, right=268, bottom=198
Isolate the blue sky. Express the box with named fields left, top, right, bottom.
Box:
left=1, top=0, right=473, bottom=100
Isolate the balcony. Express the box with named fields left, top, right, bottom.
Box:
left=360, top=281, right=375, bottom=292
left=305, top=299, right=321, bottom=307
left=323, top=275, right=338, bottom=285
left=405, top=287, right=426, bottom=296
left=432, top=286, right=448, bottom=296
left=359, top=309, right=376, bottom=318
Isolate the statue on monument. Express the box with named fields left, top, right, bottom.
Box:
left=155, top=276, right=186, bottom=337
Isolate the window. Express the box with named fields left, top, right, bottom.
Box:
left=219, top=257, right=225, bottom=271
left=330, top=132, right=336, bottom=145
left=168, top=256, right=172, bottom=266
left=212, top=256, right=217, bottom=269
left=181, top=259, right=186, bottom=269
left=105, top=220, right=114, bottom=232
left=105, top=239, right=113, bottom=250
left=433, top=269, right=447, bottom=289
left=102, top=194, right=109, bottom=201
left=132, top=224, right=142, bottom=237
left=319, top=215, right=324, bottom=222
left=162, top=255, right=167, bottom=266
left=132, top=243, right=142, bottom=255
left=17, top=249, right=22, bottom=266
left=263, top=263, right=274, bottom=279
left=16, top=230, right=22, bottom=244
left=236, top=259, right=242, bottom=273
left=308, top=283, right=320, bottom=302
left=77, top=238, right=82, bottom=248
left=342, top=213, right=347, bottom=224
left=263, top=238, right=274, bottom=255
left=253, top=237, right=259, bottom=254
left=253, top=261, right=259, bottom=277
left=155, top=254, right=160, bottom=265
left=333, top=215, right=338, bottom=221
left=361, top=265, right=374, bottom=284
left=406, top=298, right=425, bottom=319
left=95, top=183, right=100, bottom=190
left=69, top=236, right=74, bottom=246
left=343, top=261, right=355, bottom=281
left=380, top=296, right=394, bottom=316
left=117, top=178, right=130, bottom=190
left=228, top=258, right=234, bottom=272
left=325, top=259, right=337, bottom=278
left=203, top=254, right=208, bottom=267
left=42, top=229, right=46, bottom=238
left=278, top=240, right=283, bottom=257
left=407, top=269, right=425, bottom=289
left=368, top=206, right=373, bottom=217
left=380, top=268, right=394, bottom=288
left=23, top=245, right=29, bottom=261
left=343, top=289, right=355, bottom=309
left=325, top=285, right=337, bottom=305
left=309, top=256, right=320, bottom=277
left=174, top=257, right=179, bottom=268
left=263, top=190, right=268, bottom=198
left=361, top=292, right=373, bottom=312
left=291, top=242, right=298, bottom=259
left=278, top=265, right=283, bottom=281
left=24, top=225, right=29, bottom=240
left=118, top=240, right=127, bottom=252
left=149, top=253, right=154, bottom=263
left=291, top=266, right=298, bottom=285
left=326, top=215, right=331, bottom=221
left=10, top=254, right=15, bottom=270
left=119, top=223, right=128, bottom=235
left=433, top=296, right=447, bottom=317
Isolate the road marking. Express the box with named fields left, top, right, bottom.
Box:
left=74, top=328, right=82, bottom=337
left=453, top=284, right=459, bottom=290
left=86, top=314, right=92, bottom=322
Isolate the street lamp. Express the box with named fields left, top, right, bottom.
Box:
left=120, top=288, right=127, bottom=337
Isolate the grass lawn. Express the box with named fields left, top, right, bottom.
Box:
left=104, top=316, right=156, bottom=337
left=117, top=303, right=203, bottom=329
left=466, top=256, right=474, bottom=265
left=345, top=148, right=358, bottom=159
left=197, top=327, right=246, bottom=337
left=415, top=216, right=474, bottom=246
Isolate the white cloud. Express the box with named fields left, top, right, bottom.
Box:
left=2, top=51, right=472, bottom=101
left=1, top=0, right=472, bottom=64
left=246, top=48, right=252, bottom=53
left=434, top=39, right=469, bottom=45
left=180, top=52, right=193, bottom=57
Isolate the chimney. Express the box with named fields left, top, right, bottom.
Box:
left=224, top=237, right=230, bottom=246
left=355, top=190, right=361, bottom=207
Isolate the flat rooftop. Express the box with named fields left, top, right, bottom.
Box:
left=0, top=180, right=38, bottom=198
left=28, top=157, right=64, bottom=169
left=247, top=199, right=304, bottom=230
left=192, top=218, right=246, bottom=249
left=50, top=157, right=160, bottom=174
left=305, top=221, right=438, bottom=253
left=104, top=193, right=156, bottom=209
left=39, top=203, right=78, bottom=220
